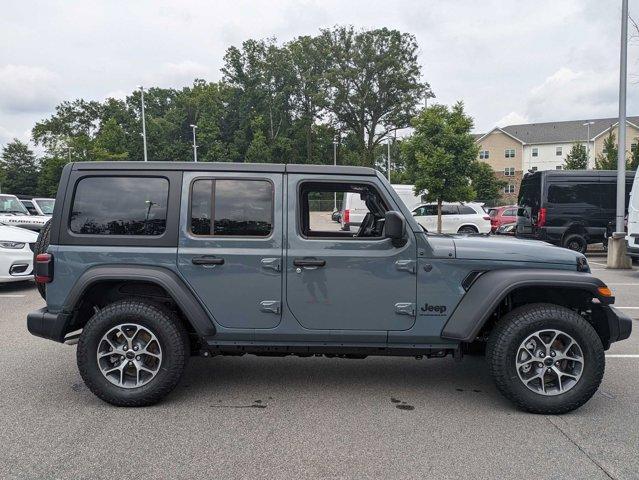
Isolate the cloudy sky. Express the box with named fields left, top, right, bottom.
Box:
left=1, top=0, right=638, bottom=148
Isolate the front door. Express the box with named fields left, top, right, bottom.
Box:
left=177, top=171, right=283, bottom=329
left=285, top=175, right=417, bottom=332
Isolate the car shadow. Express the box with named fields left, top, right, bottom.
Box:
left=0, top=280, right=36, bottom=293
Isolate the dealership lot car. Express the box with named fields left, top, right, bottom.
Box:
left=21, top=197, right=55, bottom=217
left=0, top=194, right=49, bottom=231
left=0, top=223, right=38, bottom=283
left=28, top=161, right=631, bottom=413
left=412, top=202, right=491, bottom=234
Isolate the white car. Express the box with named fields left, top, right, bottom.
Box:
left=0, top=223, right=39, bottom=283
left=21, top=197, right=55, bottom=217
left=412, top=202, right=491, bottom=234
left=0, top=194, right=49, bottom=231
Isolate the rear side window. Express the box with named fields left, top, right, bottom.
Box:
left=441, top=205, right=459, bottom=215
left=547, top=183, right=598, bottom=207
left=458, top=205, right=476, bottom=214
left=503, top=208, right=517, bottom=216
left=190, top=179, right=273, bottom=236
left=70, top=177, right=169, bottom=236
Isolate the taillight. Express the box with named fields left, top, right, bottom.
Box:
left=343, top=209, right=350, bottom=224
left=536, top=208, right=547, bottom=227
left=35, top=253, right=53, bottom=283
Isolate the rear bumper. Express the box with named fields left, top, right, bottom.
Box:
left=27, top=307, right=70, bottom=343
left=604, top=306, right=633, bottom=345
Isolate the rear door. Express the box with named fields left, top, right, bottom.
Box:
left=440, top=204, right=460, bottom=233
left=177, top=172, right=283, bottom=329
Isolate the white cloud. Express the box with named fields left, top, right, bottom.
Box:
left=0, top=65, right=61, bottom=113
left=496, top=112, right=529, bottom=127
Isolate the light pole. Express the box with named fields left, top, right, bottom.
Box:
left=139, top=86, right=148, bottom=162
left=616, top=0, right=628, bottom=234
left=582, top=121, right=594, bottom=165
left=190, top=124, right=198, bottom=162
left=333, top=135, right=339, bottom=210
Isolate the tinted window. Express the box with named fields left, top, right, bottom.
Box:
left=488, top=208, right=498, bottom=217
left=458, top=205, right=476, bottom=214
left=71, top=177, right=168, bottom=235
left=503, top=208, right=517, bottom=216
left=518, top=175, right=541, bottom=209
left=190, top=179, right=273, bottom=236
left=547, top=183, right=598, bottom=206
left=441, top=205, right=459, bottom=215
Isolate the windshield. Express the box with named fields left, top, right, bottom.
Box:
left=0, top=195, right=29, bottom=215
left=34, top=198, right=55, bottom=214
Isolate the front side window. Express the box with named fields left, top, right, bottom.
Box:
left=70, top=177, right=169, bottom=235
left=190, top=179, right=273, bottom=236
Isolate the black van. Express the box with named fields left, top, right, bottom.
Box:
left=516, top=170, right=634, bottom=253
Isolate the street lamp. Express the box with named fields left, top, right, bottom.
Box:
left=333, top=135, right=339, bottom=210
left=139, top=86, right=148, bottom=162
left=190, top=124, right=198, bottom=162
left=582, top=121, right=594, bottom=165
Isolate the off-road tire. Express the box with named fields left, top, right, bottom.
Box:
left=33, top=219, right=51, bottom=299
left=562, top=233, right=587, bottom=254
left=77, top=300, right=189, bottom=407
left=486, top=303, right=605, bottom=414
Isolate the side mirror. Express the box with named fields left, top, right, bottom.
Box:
left=385, top=211, right=406, bottom=246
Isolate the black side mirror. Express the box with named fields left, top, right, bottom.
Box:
left=385, top=211, right=406, bottom=246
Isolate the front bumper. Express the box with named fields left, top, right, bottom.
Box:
left=0, top=246, right=34, bottom=283
left=603, top=305, right=633, bottom=346
left=27, top=307, right=71, bottom=343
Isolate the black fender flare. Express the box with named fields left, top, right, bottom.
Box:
left=441, top=269, right=610, bottom=342
left=63, top=265, right=216, bottom=336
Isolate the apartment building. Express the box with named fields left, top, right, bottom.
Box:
left=475, top=116, right=639, bottom=203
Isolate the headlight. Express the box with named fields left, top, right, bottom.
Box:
left=0, top=241, right=26, bottom=249
left=576, top=257, right=590, bottom=272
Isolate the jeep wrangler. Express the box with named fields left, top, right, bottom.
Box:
left=28, top=162, right=632, bottom=413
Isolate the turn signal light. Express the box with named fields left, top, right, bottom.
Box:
left=597, top=286, right=613, bottom=297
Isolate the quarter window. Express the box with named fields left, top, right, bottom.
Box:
left=190, top=179, right=273, bottom=236
left=70, top=177, right=169, bottom=236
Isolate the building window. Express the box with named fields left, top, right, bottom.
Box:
left=632, top=143, right=638, bottom=152
left=479, top=150, right=490, bottom=159
left=532, top=147, right=539, bottom=157
left=505, top=149, right=515, bottom=158
left=504, top=184, right=515, bottom=194
left=531, top=166, right=538, bottom=172
left=556, top=146, right=563, bottom=156
left=504, top=167, right=515, bottom=176
left=556, top=165, right=563, bottom=170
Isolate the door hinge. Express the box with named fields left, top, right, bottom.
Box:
left=394, top=302, right=415, bottom=316
left=261, top=257, right=281, bottom=272
left=259, top=300, right=281, bottom=314
left=395, top=259, right=416, bottom=274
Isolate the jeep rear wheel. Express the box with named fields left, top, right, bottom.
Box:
left=486, top=303, right=604, bottom=414
left=77, top=300, right=189, bottom=407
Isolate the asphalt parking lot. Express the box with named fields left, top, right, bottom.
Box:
left=1, top=255, right=638, bottom=479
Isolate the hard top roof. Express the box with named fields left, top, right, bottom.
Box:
left=71, top=161, right=377, bottom=176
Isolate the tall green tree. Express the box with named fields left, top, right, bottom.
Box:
left=0, top=139, right=39, bottom=195
left=630, top=138, right=639, bottom=170
left=37, top=156, right=68, bottom=197
left=471, top=162, right=507, bottom=205
left=564, top=143, right=588, bottom=170
left=322, top=26, right=429, bottom=167
left=402, top=102, right=478, bottom=232
left=595, top=130, right=620, bottom=170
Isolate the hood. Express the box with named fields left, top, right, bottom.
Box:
left=0, top=214, right=48, bottom=225
left=453, top=235, right=582, bottom=267
left=0, top=224, right=39, bottom=243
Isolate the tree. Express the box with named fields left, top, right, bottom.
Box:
left=471, top=162, right=507, bottom=205
left=0, top=139, right=39, bottom=195
left=37, top=156, right=68, bottom=197
left=564, top=143, right=588, bottom=170
left=322, top=26, right=429, bottom=166
left=630, top=138, right=639, bottom=170
left=402, top=102, right=478, bottom=232
left=595, top=130, right=619, bottom=170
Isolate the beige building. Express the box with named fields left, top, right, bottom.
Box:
left=475, top=116, right=639, bottom=204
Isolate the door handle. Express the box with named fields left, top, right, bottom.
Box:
left=192, top=256, right=225, bottom=266
left=293, top=258, right=326, bottom=267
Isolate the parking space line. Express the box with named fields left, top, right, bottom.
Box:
left=607, top=283, right=639, bottom=286
left=606, top=354, right=639, bottom=358
left=0, top=294, right=25, bottom=298
left=589, top=261, right=608, bottom=267
left=615, top=306, right=639, bottom=309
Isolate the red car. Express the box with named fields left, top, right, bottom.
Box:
left=488, top=205, right=518, bottom=233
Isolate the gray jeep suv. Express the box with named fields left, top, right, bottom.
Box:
left=28, top=162, right=632, bottom=413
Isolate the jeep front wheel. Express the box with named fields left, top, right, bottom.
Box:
left=486, top=303, right=605, bottom=414
left=77, top=300, right=189, bottom=407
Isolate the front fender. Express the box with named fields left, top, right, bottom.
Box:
left=441, top=269, right=611, bottom=342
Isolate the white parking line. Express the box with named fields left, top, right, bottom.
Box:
left=606, top=354, right=639, bottom=358
left=615, top=306, right=639, bottom=309
left=0, top=294, right=25, bottom=298
left=589, top=261, right=608, bottom=267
